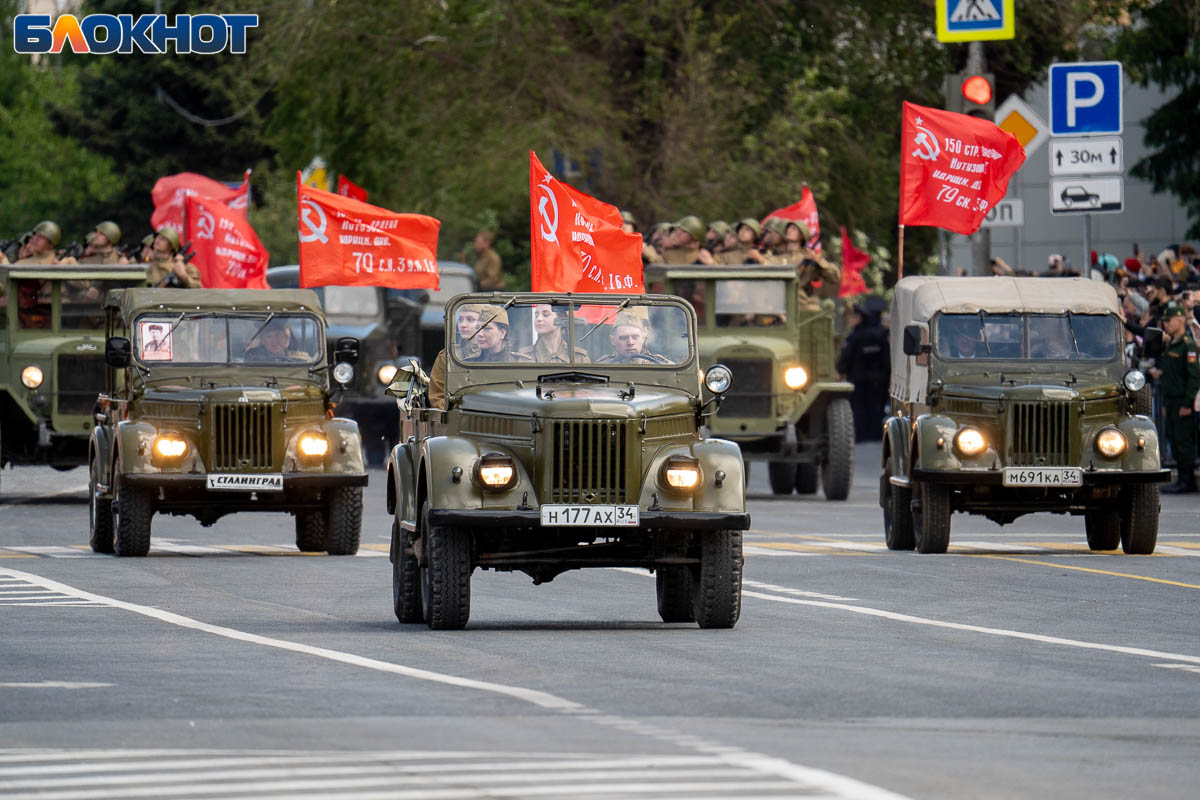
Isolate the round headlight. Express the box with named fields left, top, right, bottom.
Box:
left=299, top=433, right=330, bottom=457
left=954, top=427, right=986, bottom=457
left=332, top=362, right=355, bottom=385
left=476, top=452, right=516, bottom=491
left=153, top=435, right=188, bottom=459
left=377, top=364, right=399, bottom=385
left=1095, top=428, right=1127, bottom=458
left=704, top=363, right=733, bottom=394
left=21, top=365, right=44, bottom=389
left=1124, top=370, right=1146, bottom=392
left=784, top=366, right=808, bottom=390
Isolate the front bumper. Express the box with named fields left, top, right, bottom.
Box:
left=910, top=468, right=1172, bottom=485
left=430, top=509, right=751, bottom=531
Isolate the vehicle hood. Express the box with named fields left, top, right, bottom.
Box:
left=7, top=332, right=105, bottom=360
left=700, top=331, right=796, bottom=364
left=942, top=380, right=1120, bottom=403
left=457, top=384, right=695, bottom=419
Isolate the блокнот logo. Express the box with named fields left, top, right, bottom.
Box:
left=13, top=14, right=258, bottom=55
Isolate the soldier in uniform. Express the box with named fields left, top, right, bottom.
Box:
left=660, top=216, right=709, bottom=265
left=705, top=221, right=731, bottom=255
left=1160, top=304, right=1200, bottom=493
left=596, top=310, right=669, bottom=363
left=717, top=218, right=765, bottom=265
left=148, top=228, right=203, bottom=288
left=244, top=323, right=310, bottom=363
left=838, top=298, right=890, bottom=441
left=455, top=302, right=484, bottom=359
left=520, top=303, right=589, bottom=363
left=758, top=217, right=789, bottom=263
left=472, top=231, right=504, bottom=290
left=79, top=221, right=124, bottom=265
left=14, top=221, right=62, bottom=265
left=139, top=234, right=155, bottom=263
left=466, top=306, right=531, bottom=363
left=620, top=210, right=637, bottom=234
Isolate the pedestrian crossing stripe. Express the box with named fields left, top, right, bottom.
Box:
left=936, top=0, right=1015, bottom=42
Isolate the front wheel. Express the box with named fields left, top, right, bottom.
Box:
left=882, top=455, right=914, bottom=550
left=690, top=531, right=742, bottom=629
left=392, top=519, right=422, bottom=623
left=420, top=503, right=472, bottom=629
left=1084, top=509, right=1121, bottom=551
left=1120, top=484, right=1159, bottom=555
left=795, top=463, right=819, bottom=494
left=912, top=480, right=950, bottom=554
left=325, top=486, right=363, bottom=555
left=822, top=399, right=855, bottom=500
left=113, top=480, right=152, bottom=557
left=88, top=457, right=114, bottom=554
left=767, top=462, right=796, bottom=495
left=656, top=566, right=695, bottom=623
left=295, top=510, right=326, bottom=552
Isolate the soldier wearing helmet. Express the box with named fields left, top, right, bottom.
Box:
left=80, top=221, right=126, bottom=265
left=717, top=218, right=765, bottom=265
left=148, top=227, right=202, bottom=288
left=660, top=215, right=713, bottom=265
left=619, top=210, right=637, bottom=234
left=14, top=221, right=62, bottom=265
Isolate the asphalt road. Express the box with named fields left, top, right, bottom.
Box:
left=1, top=441, right=1198, bottom=800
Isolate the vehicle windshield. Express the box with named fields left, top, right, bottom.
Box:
left=321, top=286, right=379, bottom=320
left=10, top=277, right=144, bottom=331
left=450, top=299, right=692, bottom=366
left=134, top=313, right=324, bottom=365
left=935, top=313, right=1118, bottom=361
left=715, top=279, right=787, bottom=327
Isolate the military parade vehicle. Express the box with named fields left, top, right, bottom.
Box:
left=882, top=276, right=1169, bottom=555
left=88, top=288, right=368, bottom=556
left=1, top=263, right=147, bottom=494
left=646, top=264, right=855, bottom=499
left=384, top=293, right=749, bottom=629
left=266, top=265, right=423, bottom=464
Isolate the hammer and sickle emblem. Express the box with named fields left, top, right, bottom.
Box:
left=298, top=199, right=329, bottom=244
left=911, top=117, right=941, bottom=161
left=196, top=211, right=216, bottom=240
left=536, top=182, right=559, bottom=244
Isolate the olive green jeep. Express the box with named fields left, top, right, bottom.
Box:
left=646, top=264, right=855, bottom=498
left=88, top=288, right=368, bottom=556
left=384, top=293, right=749, bottom=629
left=1, top=263, right=147, bottom=493
left=882, top=276, right=1169, bottom=555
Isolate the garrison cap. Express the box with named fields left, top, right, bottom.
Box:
left=478, top=305, right=509, bottom=327
left=612, top=311, right=645, bottom=330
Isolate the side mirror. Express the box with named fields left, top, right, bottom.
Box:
left=105, top=337, right=131, bottom=368
left=1142, top=326, right=1165, bottom=358
left=902, top=324, right=928, bottom=356
left=385, top=358, right=429, bottom=397
left=334, top=336, right=360, bottom=365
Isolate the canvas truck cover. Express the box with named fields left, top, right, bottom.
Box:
left=105, top=288, right=323, bottom=318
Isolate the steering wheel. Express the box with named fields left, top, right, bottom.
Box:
left=609, top=352, right=664, bottom=364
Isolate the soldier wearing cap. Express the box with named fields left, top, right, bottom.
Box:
left=149, top=228, right=203, bottom=288
left=80, top=221, right=125, bottom=265
left=1160, top=303, right=1200, bottom=493
left=467, top=306, right=532, bottom=363
left=520, top=303, right=589, bottom=363
left=597, top=309, right=668, bottom=363
left=455, top=302, right=485, bottom=359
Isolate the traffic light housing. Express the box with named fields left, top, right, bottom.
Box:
left=944, top=71, right=995, bottom=119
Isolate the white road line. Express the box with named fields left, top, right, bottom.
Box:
left=0, top=750, right=580, bottom=766
left=951, top=541, right=1050, bottom=552
left=2, top=547, right=104, bottom=559
left=742, top=546, right=814, bottom=557
left=0, top=484, right=89, bottom=506
left=742, top=580, right=858, bottom=603
left=0, top=682, right=111, bottom=689
left=1152, top=545, right=1200, bottom=557
left=815, top=541, right=888, bottom=552
left=150, top=543, right=237, bottom=556
left=1154, top=663, right=1200, bottom=675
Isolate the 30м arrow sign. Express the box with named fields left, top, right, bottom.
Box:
left=1049, top=136, right=1123, bottom=177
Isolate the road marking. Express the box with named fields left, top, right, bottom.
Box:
left=1, top=547, right=105, bottom=559
left=951, top=541, right=1050, bottom=552
left=972, top=555, right=1200, bottom=589
left=0, top=681, right=112, bottom=689
left=0, top=483, right=89, bottom=506
left=1153, top=545, right=1200, bottom=557
left=1154, top=663, right=1200, bottom=675
left=743, top=545, right=818, bottom=557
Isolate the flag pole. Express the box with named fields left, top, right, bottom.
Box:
left=897, top=224, right=905, bottom=280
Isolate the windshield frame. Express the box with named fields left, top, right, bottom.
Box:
left=933, top=311, right=1120, bottom=363
left=132, top=311, right=326, bottom=368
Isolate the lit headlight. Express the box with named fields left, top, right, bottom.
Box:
left=299, top=433, right=329, bottom=457
left=377, top=364, right=399, bottom=385
left=784, top=366, right=808, bottom=390
left=332, top=362, right=355, bottom=385
left=1095, top=428, right=1127, bottom=458
left=954, top=427, right=986, bottom=457
left=153, top=435, right=188, bottom=459
left=476, top=453, right=516, bottom=491
left=21, top=365, right=43, bottom=389
left=662, top=455, right=701, bottom=491
left=704, top=363, right=733, bottom=394
left=1124, top=370, right=1146, bottom=392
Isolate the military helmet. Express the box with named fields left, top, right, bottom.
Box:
left=141, top=234, right=155, bottom=247
left=156, top=227, right=181, bottom=253
left=479, top=305, right=509, bottom=327
left=620, top=210, right=637, bottom=226
left=762, top=216, right=789, bottom=236
left=674, top=215, right=706, bottom=243
left=737, top=217, right=763, bottom=238
left=33, top=220, right=62, bottom=247
left=708, top=220, right=732, bottom=237
left=95, top=220, right=121, bottom=245
left=784, top=219, right=811, bottom=241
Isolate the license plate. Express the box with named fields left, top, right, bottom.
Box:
left=206, top=473, right=284, bottom=492
left=540, top=504, right=639, bottom=527
left=1002, top=467, right=1082, bottom=487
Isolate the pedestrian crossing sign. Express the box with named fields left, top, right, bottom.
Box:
left=937, top=0, right=1015, bottom=42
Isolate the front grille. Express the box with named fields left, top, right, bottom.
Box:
left=1009, top=401, right=1072, bottom=466
left=548, top=420, right=628, bottom=503
left=717, top=358, right=773, bottom=418
left=55, top=354, right=104, bottom=416
left=211, top=403, right=274, bottom=470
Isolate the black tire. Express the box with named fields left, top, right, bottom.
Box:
left=882, top=455, right=914, bottom=550
left=656, top=566, right=695, bottom=623
left=1084, top=509, right=1121, bottom=551
left=88, top=457, right=114, bottom=554
left=795, top=463, right=819, bottom=494
left=420, top=503, right=472, bottom=629
left=767, top=462, right=796, bottom=495
left=821, top=398, right=855, bottom=500
left=1133, top=386, right=1153, bottom=417
left=690, top=531, right=742, bottom=629
left=112, top=480, right=152, bottom=557
left=391, top=518, right=422, bottom=623
left=1120, top=483, right=1159, bottom=555
left=325, top=486, right=363, bottom=555
left=295, top=510, right=327, bottom=552
left=912, top=480, right=951, bottom=554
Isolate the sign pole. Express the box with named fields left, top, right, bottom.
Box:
left=1083, top=214, right=1092, bottom=276
left=898, top=224, right=905, bottom=280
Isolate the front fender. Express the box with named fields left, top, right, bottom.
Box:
left=385, top=440, right=418, bottom=520
left=883, top=415, right=911, bottom=476
left=912, top=414, right=998, bottom=472
left=283, top=417, right=366, bottom=473
left=90, top=424, right=113, bottom=487
left=421, top=436, right=534, bottom=511
left=637, top=438, right=746, bottom=513
left=1113, top=416, right=1163, bottom=473
left=115, top=421, right=160, bottom=475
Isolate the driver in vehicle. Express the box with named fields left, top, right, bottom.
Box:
left=244, top=323, right=309, bottom=362
left=1030, top=321, right=1075, bottom=359
left=597, top=310, right=669, bottom=363
left=520, top=303, right=589, bottom=363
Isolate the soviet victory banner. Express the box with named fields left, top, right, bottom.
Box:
left=184, top=195, right=269, bottom=289
left=151, top=171, right=250, bottom=235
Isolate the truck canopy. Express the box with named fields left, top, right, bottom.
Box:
left=106, top=288, right=323, bottom=319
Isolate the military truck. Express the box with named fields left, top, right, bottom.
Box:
left=646, top=264, right=855, bottom=499
left=1, top=263, right=147, bottom=493
left=384, top=294, right=749, bottom=629
left=266, top=265, right=423, bottom=464
left=882, top=276, right=1169, bottom=555
left=88, top=288, right=367, bottom=557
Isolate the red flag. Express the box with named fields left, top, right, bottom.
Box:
left=337, top=174, right=368, bottom=203
left=529, top=151, right=644, bottom=293
left=838, top=226, right=869, bottom=297
left=297, top=173, right=440, bottom=290
left=151, top=171, right=249, bottom=234
left=184, top=195, right=269, bottom=289
left=899, top=102, right=1026, bottom=236
left=764, top=186, right=822, bottom=253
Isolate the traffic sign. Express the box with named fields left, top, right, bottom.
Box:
left=1050, top=177, right=1123, bottom=215
left=1049, top=62, right=1123, bottom=135
left=994, top=95, right=1048, bottom=156
left=936, top=0, right=1015, bottom=42
left=1049, top=137, right=1123, bottom=176
left=980, top=199, right=1024, bottom=228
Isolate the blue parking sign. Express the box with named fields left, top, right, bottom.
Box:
left=1049, top=62, right=1123, bottom=135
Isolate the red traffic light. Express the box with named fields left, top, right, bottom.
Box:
left=961, top=75, right=993, bottom=106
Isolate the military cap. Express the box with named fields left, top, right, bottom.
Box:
left=737, top=218, right=763, bottom=238
left=33, top=220, right=62, bottom=246
left=156, top=227, right=181, bottom=253
left=458, top=302, right=486, bottom=316
left=612, top=311, right=645, bottom=330
left=708, top=220, right=732, bottom=237
left=1161, top=304, right=1186, bottom=320
left=674, top=215, right=706, bottom=242
left=95, top=220, right=121, bottom=245
left=478, top=305, right=509, bottom=327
